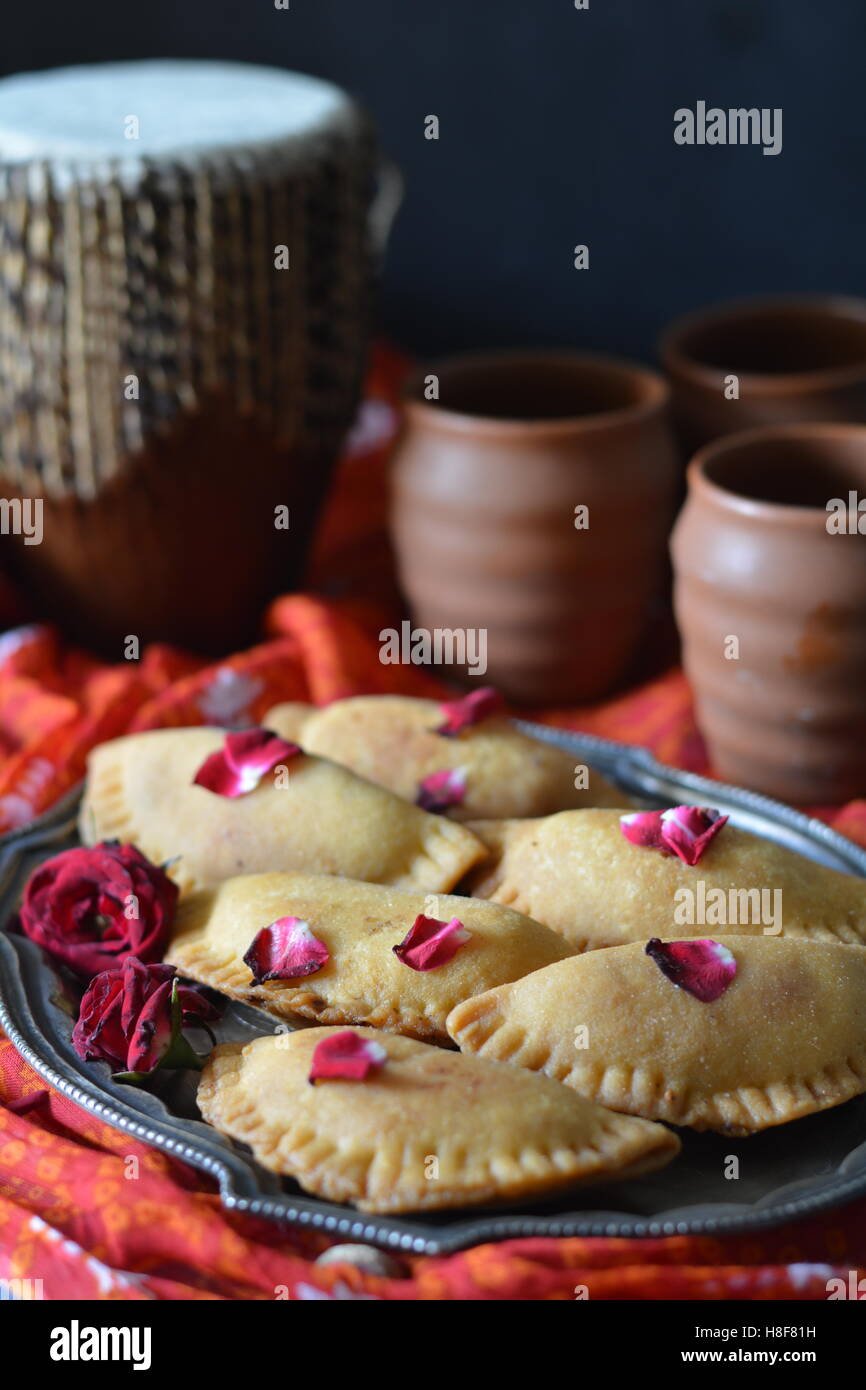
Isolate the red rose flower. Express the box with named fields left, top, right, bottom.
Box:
left=72, top=957, right=220, bottom=1079
left=18, top=842, right=178, bottom=980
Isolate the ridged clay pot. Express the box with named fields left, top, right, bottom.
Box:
left=671, top=423, right=866, bottom=803
left=391, top=352, right=679, bottom=703
left=661, top=295, right=866, bottom=455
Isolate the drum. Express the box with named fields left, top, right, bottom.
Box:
left=0, top=60, right=384, bottom=652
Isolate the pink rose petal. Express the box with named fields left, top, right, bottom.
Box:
left=392, top=914, right=472, bottom=972
left=646, top=938, right=737, bottom=1002
left=308, top=1030, right=388, bottom=1083
left=436, top=687, right=505, bottom=737
left=415, top=767, right=468, bottom=814
left=193, top=729, right=300, bottom=797
left=620, top=806, right=728, bottom=866
left=244, top=917, right=330, bottom=984
left=620, top=809, right=666, bottom=849
left=660, top=806, right=729, bottom=866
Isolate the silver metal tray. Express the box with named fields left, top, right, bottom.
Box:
left=2, top=724, right=866, bottom=1256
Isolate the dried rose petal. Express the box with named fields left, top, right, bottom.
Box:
left=619, top=810, right=666, bottom=849
left=126, top=977, right=176, bottom=1073
left=646, top=938, right=737, bottom=1002
left=120, top=957, right=174, bottom=1037
left=415, top=767, right=468, bottom=814
left=436, top=687, right=505, bottom=737
left=660, top=806, right=729, bottom=866
left=393, top=914, right=471, bottom=972
left=620, top=806, right=728, bottom=867
left=193, top=729, right=300, bottom=798
left=308, top=1031, right=388, bottom=1083
left=244, top=917, right=330, bottom=984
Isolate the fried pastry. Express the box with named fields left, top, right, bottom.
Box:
left=466, top=808, right=866, bottom=949
left=80, top=728, right=486, bottom=896
left=265, top=694, right=622, bottom=819
left=447, top=936, right=866, bottom=1134
left=197, top=1028, right=681, bottom=1212
left=166, top=872, right=571, bottom=1042
left=259, top=701, right=310, bottom=742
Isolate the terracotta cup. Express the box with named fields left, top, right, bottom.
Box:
left=391, top=351, right=679, bottom=703
left=661, top=295, right=866, bottom=453
left=671, top=424, right=866, bottom=803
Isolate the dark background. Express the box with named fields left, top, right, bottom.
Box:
left=2, top=0, right=864, bottom=363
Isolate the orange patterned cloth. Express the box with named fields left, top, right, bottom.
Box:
left=1, top=1037, right=864, bottom=1300
left=1, top=344, right=866, bottom=1299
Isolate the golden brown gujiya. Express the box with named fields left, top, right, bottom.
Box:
left=265, top=694, right=622, bottom=820
left=80, top=727, right=486, bottom=897
left=166, top=872, right=571, bottom=1043
left=447, top=937, right=866, bottom=1134
left=197, top=1028, right=681, bottom=1213
left=466, top=808, right=866, bottom=949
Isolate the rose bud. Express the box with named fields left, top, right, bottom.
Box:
left=18, top=842, right=178, bottom=980
left=72, top=956, right=221, bottom=1080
